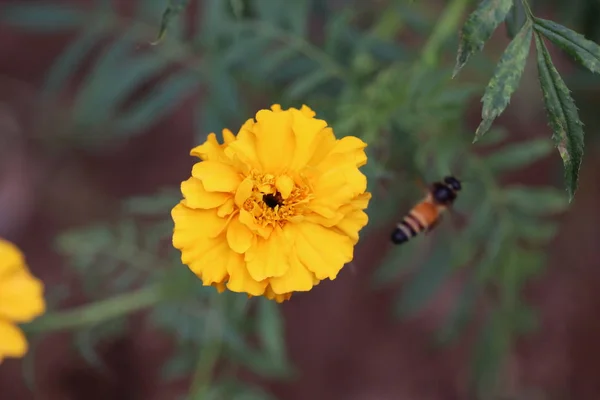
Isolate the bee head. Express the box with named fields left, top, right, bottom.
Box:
left=443, top=176, right=462, bottom=192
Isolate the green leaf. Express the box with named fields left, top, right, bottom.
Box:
left=534, top=18, right=600, bottom=74
left=503, top=185, right=569, bottom=214
left=514, top=219, right=559, bottom=243
left=256, top=298, right=287, bottom=363
left=152, top=0, right=190, bottom=44
left=123, top=189, right=180, bottom=215
left=483, top=138, right=553, bottom=171
left=453, top=0, right=514, bottom=78
left=534, top=32, right=585, bottom=201
left=42, top=25, right=105, bottom=97
left=284, top=69, right=334, bottom=100
left=0, top=3, right=85, bottom=31
left=114, top=70, right=201, bottom=135
left=475, top=21, right=533, bottom=140
left=505, top=0, right=527, bottom=39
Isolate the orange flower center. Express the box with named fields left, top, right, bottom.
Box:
left=242, top=171, right=312, bottom=228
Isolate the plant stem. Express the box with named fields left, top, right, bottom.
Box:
left=420, top=0, right=471, bottom=68
left=23, top=285, right=163, bottom=334
left=189, top=294, right=224, bottom=398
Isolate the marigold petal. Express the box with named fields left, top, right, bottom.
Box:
left=239, top=209, right=272, bottom=238
left=275, top=175, right=294, bottom=199
left=289, top=110, right=328, bottom=171
left=0, top=270, right=45, bottom=322
left=0, top=320, right=27, bottom=359
left=192, top=161, right=241, bottom=193
left=269, top=248, right=314, bottom=294
left=227, top=216, right=254, bottom=253
left=264, top=285, right=293, bottom=302
left=245, top=226, right=291, bottom=281
left=181, top=177, right=230, bottom=209
left=217, top=198, right=235, bottom=217
left=309, top=162, right=367, bottom=215
left=172, top=203, right=226, bottom=249
left=350, top=192, right=372, bottom=210
left=335, top=209, right=369, bottom=244
left=227, top=121, right=262, bottom=170
left=299, top=104, right=316, bottom=118
left=304, top=211, right=345, bottom=227
left=330, top=136, right=368, bottom=167
left=186, top=240, right=229, bottom=286
left=212, top=281, right=227, bottom=293
left=222, top=128, right=235, bottom=144
left=235, top=178, right=254, bottom=207
left=190, top=133, right=225, bottom=161
left=306, top=127, right=337, bottom=167
left=254, top=109, right=295, bottom=173
left=295, top=222, right=354, bottom=280
left=226, top=253, right=268, bottom=296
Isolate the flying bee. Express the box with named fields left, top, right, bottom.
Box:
left=391, top=176, right=462, bottom=245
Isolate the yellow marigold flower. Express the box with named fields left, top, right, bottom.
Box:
left=171, top=104, right=371, bottom=302
left=0, top=239, right=45, bottom=362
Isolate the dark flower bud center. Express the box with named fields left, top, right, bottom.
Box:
left=263, top=192, right=283, bottom=208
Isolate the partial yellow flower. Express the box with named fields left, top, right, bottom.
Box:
left=0, top=239, right=45, bottom=363
left=171, top=104, right=371, bottom=302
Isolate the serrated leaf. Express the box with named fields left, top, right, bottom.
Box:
left=503, top=185, right=569, bottom=214
left=453, top=0, right=514, bottom=78
left=534, top=32, right=585, bottom=201
left=505, top=0, right=527, bottom=39
left=475, top=21, right=533, bottom=140
left=483, top=138, right=553, bottom=171
left=1, top=3, right=86, bottom=31
left=152, top=0, right=190, bottom=45
left=473, top=127, right=509, bottom=146
left=534, top=18, right=600, bottom=74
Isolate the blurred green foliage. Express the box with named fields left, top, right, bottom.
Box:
left=3, top=0, right=600, bottom=399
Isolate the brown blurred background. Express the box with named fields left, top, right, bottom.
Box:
left=2, top=1, right=600, bottom=399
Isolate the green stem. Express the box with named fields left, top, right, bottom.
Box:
left=420, top=0, right=472, bottom=68
left=23, top=285, right=163, bottom=334
left=189, top=294, right=223, bottom=398
left=520, top=0, right=535, bottom=20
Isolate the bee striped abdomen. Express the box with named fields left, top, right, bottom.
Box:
left=391, top=202, right=438, bottom=245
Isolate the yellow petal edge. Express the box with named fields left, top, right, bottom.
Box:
left=0, top=239, right=46, bottom=363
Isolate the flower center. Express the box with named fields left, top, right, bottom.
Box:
left=262, top=192, right=283, bottom=209
left=242, top=172, right=311, bottom=228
